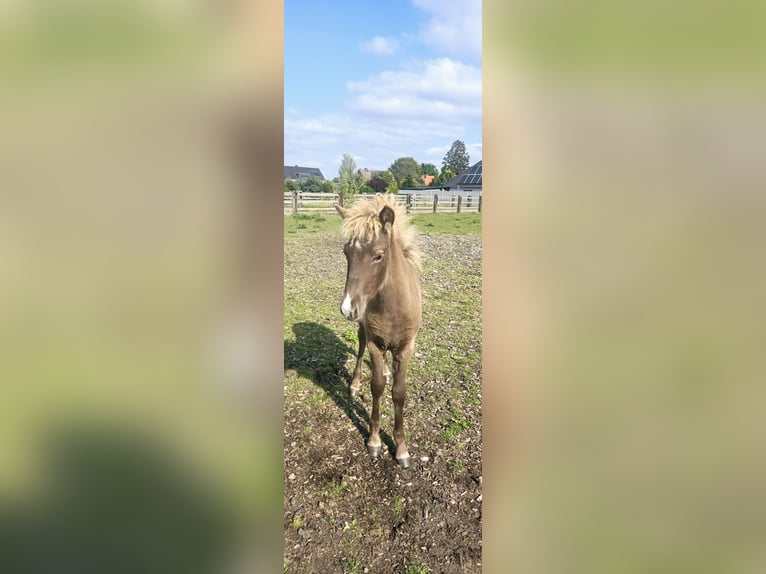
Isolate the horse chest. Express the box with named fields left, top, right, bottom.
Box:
left=363, top=313, right=419, bottom=352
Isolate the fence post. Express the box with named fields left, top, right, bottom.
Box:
left=292, top=190, right=298, bottom=214
left=478, top=195, right=482, bottom=213
left=406, top=193, right=412, bottom=214
left=457, top=194, right=462, bottom=213
left=433, top=194, right=438, bottom=213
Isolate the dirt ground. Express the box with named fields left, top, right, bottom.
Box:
left=284, top=222, right=482, bottom=573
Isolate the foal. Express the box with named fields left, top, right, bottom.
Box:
left=335, top=194, right=422, bottom=468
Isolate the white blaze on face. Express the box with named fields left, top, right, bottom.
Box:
left=341, top=293, right=353, bottom=319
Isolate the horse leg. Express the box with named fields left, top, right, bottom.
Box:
left=391, top=344, right=414, bottom=468
left=366, top=342, right=386, bottom=458
left=350, top=323, right=366, bottom=397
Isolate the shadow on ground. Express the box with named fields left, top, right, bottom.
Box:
left=0, top=423, right=236, bottom=574
left=284, top=321, right=396, bottom=456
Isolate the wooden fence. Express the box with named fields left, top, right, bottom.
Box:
left=284, top=191, right=482, bottom=215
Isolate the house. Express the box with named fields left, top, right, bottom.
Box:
left=442, top=160, right=482, bottom=193
left=284, top=165, right=325, bottom=181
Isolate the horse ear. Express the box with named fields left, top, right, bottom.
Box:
left=334, top=204, right=349, bottom=218
left=379, top=205, right=395, bottom=231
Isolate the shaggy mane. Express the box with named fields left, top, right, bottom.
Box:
left=340, top=194, right=421, bottom=271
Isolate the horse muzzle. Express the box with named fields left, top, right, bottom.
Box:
left=340, top=293, right=362, bottom=322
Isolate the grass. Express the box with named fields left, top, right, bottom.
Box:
left=439, top=411, right=474, bottom=442
left=283, top=211, right=482, bottom=571
left=329, top=483, right=349, bottom=497
left=283, top=213, right=482, bottom=411
left=404, top=565, right=431, bottom=574
left=284, top=211, right=481, bottom=236
left=284, top=213, right=340, bottom=234
left=343, top=557, right=362, bottom=573
left=410, top=212, right=481, bottom=235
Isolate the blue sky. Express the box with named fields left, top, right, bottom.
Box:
left=285, top=0, right=482, bottom=180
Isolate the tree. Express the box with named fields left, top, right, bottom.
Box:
left=420, top=163, right=439, bottom=177
left=400, top=174, right=415, bottom=189
left=388, top=157, right=420, bottom=186
left=360, top=184, right=375, bottom=195
left=368, top=176, right=388, bottom=194
left=320, top=180, right=335, bottom=194
left=436, top=166, right=455, bottom=186
left=338, top=153, right=358, bottom=181
left=338, top=153, right=361, bottom=204
left=299, top=175, right=322, bottom=193
left=284, top=179, right=299, bottom=192
left=442, top=140, right=470, bottom=176
left=375, top=170, right=399, bottom=194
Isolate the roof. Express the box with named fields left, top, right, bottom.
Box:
left=443, top=160, right=482, bottom=189
left=284, top=165, right=325, bottom=180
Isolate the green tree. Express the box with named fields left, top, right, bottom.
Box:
left=299, top=175, right=322, bottom=193
left=374, top=170, right=399, bottom=194
left=320, top=180, right=335, bottom=194
left=437, top=166, right=455, bottom=186
left=388, top=157, right=421, bottom=186
left=338, top=153, right=361, bottom=204
left=376, top=170, right=394, bottom=186
left=338, top=153, right=358, bottom=181
left=442, top=140, right=470, bottom=176
left=284, top=179, right=299, bottom=192
left=420, top=162, right=439, bottom=177
left=400, top=174, right=416, bottom=189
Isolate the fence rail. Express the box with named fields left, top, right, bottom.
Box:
left=284, top=191, right=482, bottom=215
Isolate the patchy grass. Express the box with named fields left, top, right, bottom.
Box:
left=284, top=211, right=482, bottom=236
left=410, top=212, right=481, bottom=235
left=342, top=557, right=362, bottom=573
left=284, top=213, right=340, bottom=235
left=283, top=213, right=482, bottom=573
left=439, top=411, right=474, bottom=442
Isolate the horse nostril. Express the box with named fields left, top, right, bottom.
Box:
left=341, top=294, right=355, bottom=320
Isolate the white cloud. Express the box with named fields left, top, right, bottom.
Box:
left=347, top=58, right=481, bottom=121
left=286, top=57, right=481, bottom=176
left=360, top=35, right=400, bottom=55
left=412, top=0, right=482, bottom=60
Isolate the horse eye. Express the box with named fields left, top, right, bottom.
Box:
left=372, top=253, right=384, bottom=263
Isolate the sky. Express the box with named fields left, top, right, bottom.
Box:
left=285, top=0, right=482, bottom=180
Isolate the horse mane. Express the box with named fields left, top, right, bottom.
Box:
left=340, top=194, right=421, bottom=271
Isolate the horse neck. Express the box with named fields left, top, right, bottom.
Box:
left=380, top=236, right=419, bottom=297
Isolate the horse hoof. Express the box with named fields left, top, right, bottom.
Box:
left=367, top=444, right=381, bottom=458
left=396, top=456, right=411, bottom=469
